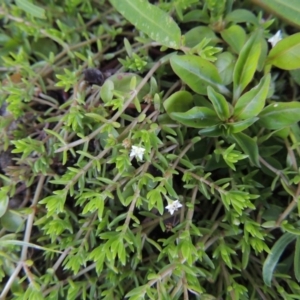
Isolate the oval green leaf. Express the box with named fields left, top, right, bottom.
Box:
left=215, top=52, right=235, bottom=86
left=108, top=73, right=149, bottom=101
left=233, top=31, right=262, bottom=100
left=258, top=102, right=300, bottom=130
left=31, top=38, right=58, bottom=57
left=110, top=0, right=181, bottom=49
left=185, top=26, right=219, bottom=47
left=100, top=79, right=114, bottom=103
left=0, top=197, right=9, bottom=219
left=0, top=186, right=10, bottom=218
left=170, top=55, right=230, bottom=96
left=207, top=86, right=230, bottom=121
left=1, top=210, right=25, bottom=232
left=163, top=91, right=194, bottom=115
left=193, top=94, right=214, bottom=109
left=263, top=232, right=296, bottom=287
left=221, top=25, right=246, bottom=54
left=171, top=107, right=220, bottom=128
left=234, top=74, right=271, bottom=120
left=182, top=10, right=210, bottom=23
left=225, top=9, right=259, bottom=25
left=267, top=32, right=300, bottom=70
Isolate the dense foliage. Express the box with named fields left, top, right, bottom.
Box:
left=1, top=0, right=300, bottom=299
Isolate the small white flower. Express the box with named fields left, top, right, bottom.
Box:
left=130, top=145, right=145, bottom=161
left=165, top=200, right=183, bottom=215
left=268, top=30, right=282, bottom=48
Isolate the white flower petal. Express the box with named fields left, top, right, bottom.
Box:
left=268, top=30, right=282, bottom=48
left=165, top=200, right=183, bottom=215
left=130, top=145, right=145, bottom=161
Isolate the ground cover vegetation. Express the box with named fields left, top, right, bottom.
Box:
left=1, top=0, right=300, bottom=299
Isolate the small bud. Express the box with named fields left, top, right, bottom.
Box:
left=122, top=138, right=132, bottom=149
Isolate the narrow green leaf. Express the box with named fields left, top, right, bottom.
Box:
left=118, top=240, right=126, bottom=265
left=147, top=273, right=160, bottom=280
left=146, top=237, right=162, bottom=252
left=15, top=0, right=46, bottom=19
left=0, top=239, right=62, bottom=253
left=281, top=222, right=300, bottom=236
left=110, top=0, right=181, bottom=49
left=227, top=117, right=259, bottom=133
left=262, top=221, right=277, bottom=228
left=161, top=125, right=177, bottom=136
left=207, top=86, right=230, bottom=120
left=257, top=38, right=269, bottom=72
left=171, top=107, right=220, bottom=128
left=242, top=243, right=251, bottom=269
left=267, top=33, right=300, bottom=70
left=44, top=129, right=68, bottom=146
left=253, top=0, right=300, bottom=28
left=170, top=55, right=230, bottom=96
left=198, top=125, right=225, bottom=137
left=233, top=31, right=262, bottom=100
left=125, top=286, right=146, bottom=298
left=263, top=232, right=296, bottom=286
left=258, top=102, right=300, bottom=130
left=107, top=213, right=127, bottom=230
left=124, top=38, right=133, bottom=57
left=295, top=236, right=300, bottom=282
left=85, top=113, right=108, bottom=123
left=231, top=132, right=260, bottom=166
left=234, top=74, right=271, bottom=120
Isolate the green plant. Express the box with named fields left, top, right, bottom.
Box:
left=1, top=0, right=300, bottom=299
